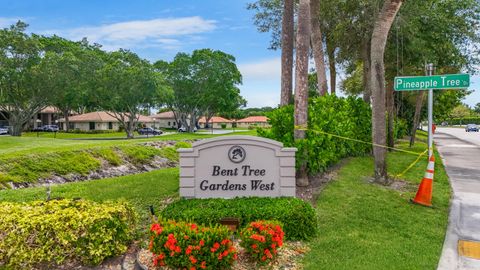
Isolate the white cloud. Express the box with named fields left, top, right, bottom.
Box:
left=0, top=17, right=23, bottom=28
left=238, top=57, right=281, bottom=81
left=44, top=17, right=216, bottom=51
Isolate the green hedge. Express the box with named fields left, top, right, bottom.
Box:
left=445, top=117, right=480, bottom=125
left=0, top=199, right=136, bottom=268
left=258, top=95, right=372, bottom=175
left=161, top=197, right=318, bottom=240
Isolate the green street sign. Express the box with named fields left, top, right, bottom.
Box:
left=394, top=74, right=470, bottom=91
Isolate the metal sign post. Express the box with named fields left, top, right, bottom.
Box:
left=426, top=63, right=434, bottom=158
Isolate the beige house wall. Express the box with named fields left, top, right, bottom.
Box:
left=154, top=118, right=178, bottom=128
left=69, top=121, right=153, bottom=131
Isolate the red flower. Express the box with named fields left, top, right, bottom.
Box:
left=175, top=246, right=181, bottom=253
left=199, top=240, right=205, bottom=246
left=264, top=249, right=272, bottom=258
left=233, top=253, right=238, bottom=260
left=261, top=255, right=267, bottom=261
left=251, top=244, right=257, bottom=250
left=213, top=242, right=220, bottom=249
left=221, top=238, right=230, bottom=245
left=190, top=223, right=198, bottom=230
left=222, top=250, right=229, bottom=257
left=186, top=246, right=192, bottom=255
left=189, top=255, right=198, bottom=264
left=271, top=243, right=276, bottom=249
left=190, top=267, right=196, bottom=270
left=200, top=261, right=207, bottom=269
left=150, top=223, right=163, bottom=235
left=184, top=235, right=189, bottom=240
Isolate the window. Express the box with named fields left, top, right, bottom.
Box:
left=108, top=122, right=113, bottom=130
left=168, top=121, right=171, bottom=126
left=89, top=122, right=95, bottom=130
left=69, top=123, right=74, bottom=130
left=173, top=122, right=176, bottom=126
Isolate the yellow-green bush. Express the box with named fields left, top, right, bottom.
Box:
left=0, top=199, right=136, bottom=269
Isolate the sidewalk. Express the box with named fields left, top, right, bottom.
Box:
left=435, top=129, right=480, bottom=270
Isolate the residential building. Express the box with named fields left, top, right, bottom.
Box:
left=236, top=116, right=270, bottom=128
left=58, top=111, right=154, bottom=131
left=198, top=116, right=233, bottom=129
left=150, top=111, right=178, bottom=129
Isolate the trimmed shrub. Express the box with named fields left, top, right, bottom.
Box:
left=239, top=220, right=284, bottom=265
left=221, top=123, right=227, bottom=129
left=258, top=95, right=371, bottom=175
left=149, top=220, right=237, bottom=269
left=0, top=199, right=136, bottom=268
left=161, top=197, right=317, bottom=240
left=394, top=118, right=408, bottom=140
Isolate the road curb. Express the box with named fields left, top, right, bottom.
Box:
left=437, top=140, right=460, bottom=270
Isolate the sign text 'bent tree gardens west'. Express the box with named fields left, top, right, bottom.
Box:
left=178, top=136, right=297, bottom=199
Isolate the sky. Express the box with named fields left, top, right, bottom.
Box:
left=0, top=0, right=478, bottom=108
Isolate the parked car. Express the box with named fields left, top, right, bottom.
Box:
left=43, top=125, right=59, bottom=132
left=138, top=127, right=163, bottom=135
left=465, top=124, right=479, bottom=132
left=0, top=127, right=8, bottom=135
left=178, top=126, right=197, bottom=133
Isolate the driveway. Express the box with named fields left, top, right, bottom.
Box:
left=436, top=127, right=480, bottom=269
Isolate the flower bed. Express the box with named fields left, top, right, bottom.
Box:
left=149, top=220, right=237, bottom=269
left=239, top=220, right=284, bottom=265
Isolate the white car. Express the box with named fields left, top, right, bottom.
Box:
left=0, top=127, right=8, bottom=135
left=178, top=126, right=197, bottom=132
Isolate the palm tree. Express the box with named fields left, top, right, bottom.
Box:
left=280, top=0, right=294, bottom=106
left=370, top=0, right=403, bottom=184
left=294, top=0, right=311, bottom=187
left=310, top=0, right=328, bottom=95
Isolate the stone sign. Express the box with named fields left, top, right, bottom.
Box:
left=178, top=136, right=297, bottom=199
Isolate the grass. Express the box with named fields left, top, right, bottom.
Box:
left=302, top=139, right=450, bottom=270
left=0, top=168, right=180, bottom=228
left=0, top=130, right=256, bottom=158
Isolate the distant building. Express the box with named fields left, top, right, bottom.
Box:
left=0, top=106, right=64, bottom=129
left=236, top=116, right=270, bottom=128
left=58, top=111, right=154, bottom=131
left=198, top=116, right=233, bottom=129
left=150, top=111, right=178, bottom=129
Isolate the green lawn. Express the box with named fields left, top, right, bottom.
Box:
left=302, top=141, right=450, bottom=270
left=0, top=168, right=179, bottom=227
left=0, top=130, right=256, bottom=158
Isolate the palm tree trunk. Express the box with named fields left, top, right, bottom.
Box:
left=310, top=0, right=328, bottom=96
left=326, top=38, right=336, bottom=95
left=280, top=0, right=294, bottom=106
left=410, top=91, right=425, bottom=147
left=294, top=0, right=311, bottom=187
left=370, top=0, right=403, bottom=185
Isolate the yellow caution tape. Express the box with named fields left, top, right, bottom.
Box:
left=395, top=149, right=429, bottom=178
left=294, top=125, right=427, bottom=156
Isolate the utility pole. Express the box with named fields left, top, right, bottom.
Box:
left=427, top=63, right=434, bottom=158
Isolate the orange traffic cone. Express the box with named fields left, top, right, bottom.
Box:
left=411, top=155, right=435, bottom=207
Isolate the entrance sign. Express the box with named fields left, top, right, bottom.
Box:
left=178, top=136, right=297, bottom=199
left=394, top=74, right=470, bottom=91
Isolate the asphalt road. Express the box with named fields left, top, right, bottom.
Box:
left=436, top=127, right=480, bottom=269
